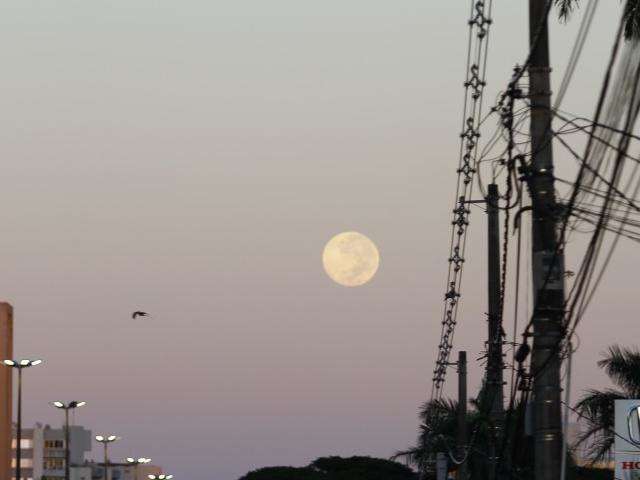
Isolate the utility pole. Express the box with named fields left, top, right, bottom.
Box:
left=103, top=441, right=109, bottom=480
left=457, top=351, right=468, bottom=480
left=527, top=1, right=566, bottom=480
left=486, top=183, right=504, bottom=480
left=16, top=369, right=22, bottom=480
left=64, top=409, right=70, bottom=480
left=436, top=453, right=448, bottom=480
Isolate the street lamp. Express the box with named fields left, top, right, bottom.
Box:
left=95, top=435, right=119, bottom=480
left=126, top=457, right=151, bottom=480
left=148, top=475, right=173, bottom=480
left=51, top=401, right=86, bottom=480
left=2, top=359, right=42, bottom=480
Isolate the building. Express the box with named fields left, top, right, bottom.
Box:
left=11, top=423, right=92, bottom=480
left=69, top=466, right=91, bottom=480
left=85, top=462, right=162, bottom=480
left=0, top=303, right=13, bottom=480
left=10, top=423, right=163, bottom=480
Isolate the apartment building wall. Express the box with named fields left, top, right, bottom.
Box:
left=0, top=304, right=13, bottom=480
left=11, top=424, right=91, bottom=480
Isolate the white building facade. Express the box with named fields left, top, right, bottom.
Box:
left=12, top=423, right=92, bottom=480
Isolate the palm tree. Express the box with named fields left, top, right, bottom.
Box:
left=397, top=392, right=581, bottom=480
left=393, top=397, right=500, bottom=480
left=575, top=345, right=640, bottom=462
left=555, top=0, right=640, bottom=39
left=393, top=398, right=461, bottom=470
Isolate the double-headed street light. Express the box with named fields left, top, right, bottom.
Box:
left=95, top=435, right=119, bottom=480
left=51, top=401, right=86, bottom=480
left=126, top=457, right=151, bottom=480
left=148, top=475, right=173, bottom=480
left=2, top=359, right=42, bottom=480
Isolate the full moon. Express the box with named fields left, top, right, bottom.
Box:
left=322, top=231, right=380, bottom=287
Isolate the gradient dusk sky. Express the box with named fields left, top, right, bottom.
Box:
left=0, top=1, right=634, bottom=479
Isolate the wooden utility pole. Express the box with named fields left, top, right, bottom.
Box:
left=457, top=351, right=468, bottom=480
left=486, top=184, right=504, bottom=480
left=527, top=1, right=566, bottom=480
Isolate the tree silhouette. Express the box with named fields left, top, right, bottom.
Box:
left=237, top=456, right=416, bottom=480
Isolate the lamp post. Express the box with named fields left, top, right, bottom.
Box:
left=126, top=457, right=151, bottom=480
left=95, top=435, right=119, bottom=480
left=2, top=359, right=43, bottom=480
left=148, top=475, right=173, bottom=480
left=51, top=401, right=86, bottom=480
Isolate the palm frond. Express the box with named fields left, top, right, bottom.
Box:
left=555, top=0, right=640, bottom=39
left=597, top=345, right=640, bottom=397
left=624, top=0, right=640, bottom=39
left=418, top=397, right=458, bottom=423
left=574, top=388, right=625, bottom=463
left=556, top=0, right=579, bottom=22
left=390, top=446, right=426, bottom=468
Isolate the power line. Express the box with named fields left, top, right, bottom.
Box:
left=431, top=0, right=495, bottom=400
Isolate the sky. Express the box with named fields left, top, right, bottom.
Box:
left=0, top=1, right=634, bottom=479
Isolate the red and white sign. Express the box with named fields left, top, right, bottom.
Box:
left=615, top=400, right=640, bottom=480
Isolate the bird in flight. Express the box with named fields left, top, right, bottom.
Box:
left=132, top=311, right=150, bottom=319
